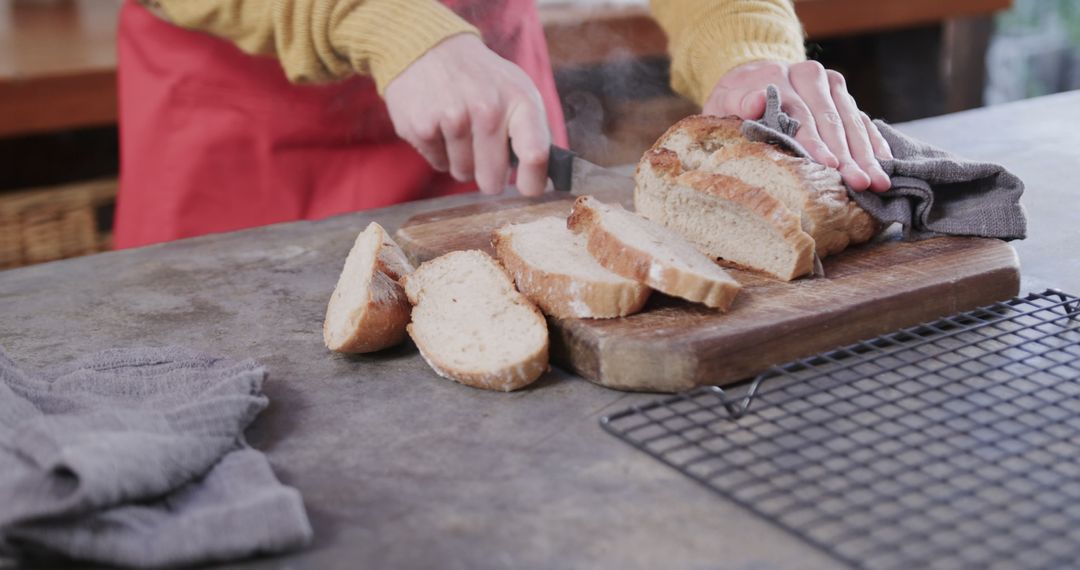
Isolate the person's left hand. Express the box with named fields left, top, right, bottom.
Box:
left=703, top=60, right=892, bottom=192
left=384, top=34, right=551, bottom=197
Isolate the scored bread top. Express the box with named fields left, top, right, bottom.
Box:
left=492, top=217, right=651, bottom=319
left=650, top=115, right=746, bottom=169
left=402, top=250, right=549, bottom=392
left=567, top=196, right=740, bottom=311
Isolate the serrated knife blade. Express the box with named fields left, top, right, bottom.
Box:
left=513, top=144, right=635, bottom=199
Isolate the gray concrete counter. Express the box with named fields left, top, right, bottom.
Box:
left=2, top=92, right=1078, bottom=569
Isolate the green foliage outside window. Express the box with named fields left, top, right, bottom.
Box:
left=987, top=0, right=1080, bottom=103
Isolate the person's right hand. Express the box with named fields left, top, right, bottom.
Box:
left=704, top=60, right=892, bottom=192
left=384, top=34, right=551, bottom=197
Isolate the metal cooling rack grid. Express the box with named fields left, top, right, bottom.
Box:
left=601, top=289, right=1080, bottom=570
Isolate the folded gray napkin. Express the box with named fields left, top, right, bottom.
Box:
left=741, top=85, right=1027, bottom=240
left=0, top=346, right=312, bottom=568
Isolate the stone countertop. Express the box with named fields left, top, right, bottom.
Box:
left=886, top=91, right=1079, bottom=296
left=1, top=91, right=1077, bottom=569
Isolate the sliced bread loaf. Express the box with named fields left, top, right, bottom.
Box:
left=493, top=217, right=651, bottom=319
left=402, top=250, right=549, bottom=392
left=566, top=196, right=741, bottom=310
left=701, top=142, right=877, bottom=257
left=636, top=114, right=877, bottom=274
left=636, top=149, right=816, bottom=281
left=324, top=222, right=414, bottom=353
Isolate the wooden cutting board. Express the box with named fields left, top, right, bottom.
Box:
left=395, top=192, right=1020, bottom=392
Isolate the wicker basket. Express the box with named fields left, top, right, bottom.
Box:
left=0, top=179, right=117, bottom=269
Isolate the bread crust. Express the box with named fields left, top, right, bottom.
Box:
left=407, top=323, right=549, bottom=392
left=323, top=223, right=414, bottom=353
left=636, top=147, right=683, bottom=178
left=327, top=271, right=412, bottom=353
left=637, top=150, right=816, bottom=281
left=492, top=223, right=651, bottom=320
left=375, top=227, right=415, bottom=280
left=707, top=143, right=878, bottom=256
left=402, top=250, right=549, bottom=392
left=649, top=115, right=746, bottom=156
left=639, top=114, right=879, bottom=272
left=567, top=196, right=740, bottom=310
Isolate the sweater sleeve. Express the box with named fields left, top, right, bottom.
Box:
left=151, top=0, right=479, bottom=93
left=650, top=0, right=807, bottom=105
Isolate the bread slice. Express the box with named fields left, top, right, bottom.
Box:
left=636, top=149, right=816, bottom=281
left=402, top=250, right=549, bottom=392
left=566, top=196, right=741, bottom=310
left=492, top=217, right=651, bottom=319
left=324, top=222, right=414, bottom=353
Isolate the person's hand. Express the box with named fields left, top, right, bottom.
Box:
left=703, top=60, right=893, bottom=192
left=384, top=34, right=551, bottom=196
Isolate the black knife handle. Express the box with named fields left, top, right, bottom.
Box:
left=509, top=143, right=577, bottom=192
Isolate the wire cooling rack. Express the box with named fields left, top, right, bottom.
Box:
left=601, top=289, right=1080, bottom=570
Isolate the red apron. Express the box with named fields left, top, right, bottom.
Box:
left=115, top=0, right=567, bottom=248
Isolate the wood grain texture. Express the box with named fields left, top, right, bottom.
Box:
left=0, top=71, right=117, bottom=137
left=396, top=193, right=1021, bottom=392
left=0, top=0, right=122, bottom=136
left=395, top=194, right=574, bottom=266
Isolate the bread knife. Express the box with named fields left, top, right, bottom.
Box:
left=511, top=144, right=635, bottom=197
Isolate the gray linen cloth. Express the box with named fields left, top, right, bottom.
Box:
left=0, top=346, right=312, bottom=568
left=741, top=85, right=1027, bottom=240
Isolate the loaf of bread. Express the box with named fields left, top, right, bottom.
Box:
left=493, top=217, right=651, bottom=319
left=700, top=142, right=877, bottom=257
left=323, top=222, right=414, bottom=353
left=637, top=150, right=816, bottom=281
left=402, top=250, right=549, bottom=391
left=635, top=115, right=877, bottom=280
left=567, top=195, right=741, bottom=311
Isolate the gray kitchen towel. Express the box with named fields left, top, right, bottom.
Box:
left=741, top=85, right=1027, bottom=240
left=0, top=346, right=313, bottom=568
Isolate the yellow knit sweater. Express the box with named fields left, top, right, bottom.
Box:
left=150, top=0, right=806, bottom=105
